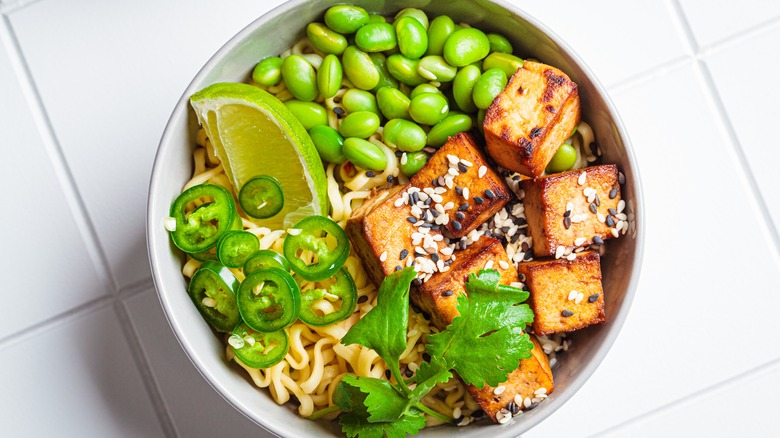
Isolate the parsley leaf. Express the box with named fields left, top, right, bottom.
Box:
left=341, top=267, right=417, bottom=384
left=425, top=270, right=535, bottom=388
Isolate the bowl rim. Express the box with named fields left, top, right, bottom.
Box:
left=147, top=0, right=645, bottom=436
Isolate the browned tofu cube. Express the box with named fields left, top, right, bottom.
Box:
left=411, top=236, right=517, bottom=329
left=466, top=335, right=554, bottom=422
left=483, top=61, right=581, bottom=177
left=347, top=184, right=454, bottom=287
left=517, top=250, right=606, bottom=335
left=409, top=132, right=511, bottom=238
left=521, top=164, right=623, bottom=258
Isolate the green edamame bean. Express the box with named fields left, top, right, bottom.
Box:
left=338, top=111, right=380, bottom=138
left=284, top=100, right=328, bottom=130
left=452, top=64, right=481, bottom=113
left=342, top=89, right=380, bottom=116
left=443, top=28, right=490, bottom=67
left=546, top=143, right=577, bottom=173
left=395, top=17, right=428, bottom=60
left=355, top=23, right=396, bottom=52
left=309, top=125, right=346, bottom=164
left=342, top=46, right=380, bottom=91
left=394, top=8, right=429, bottom=29
left=472, top=68, right=508, bottom=109
left=483, top=52, right=524, bottom=78
left=252, top=57, right=283, bottom=86
left=410, top=83, right=443, bottom=99
left=426, top=15, right=455, bottom=56
left=376, top=87, right=411, bottom=120
left=400, top=151, right=428, bottom=177
left=306, top=23, right=348, bottom=55
left=317, top=54, right=342, bottom=99
left=417, top=55, right=457, bottom=82
left=324, top=5, right=369, bottom=34
left=409, top=93, right=449, bottom=125
left=281, top=55, right=318, bottom=101
left=386, top=54, right=426, bottom=86
left=427, top=114, right=473, bottom=147
left=487, top=33, right=513, bottom=54
left=368, top=14, right=386, bottom=24
left=369, top=53, right=399, bottom=92
left=342, top=137, right=387, bottom=171
left=383, top=119, right=427, bottom=152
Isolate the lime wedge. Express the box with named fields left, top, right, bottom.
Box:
left=190, top=83, right=328, bottom=229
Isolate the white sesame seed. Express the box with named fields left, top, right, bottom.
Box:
left=423, top=187, right=435, bottom=195
left=571, top=214, right=588, bottom=223
left=452, top=407, right=462, bottom=419
left=463, top=187, right=470, bottom=199
left=485, top=260, right=494, bottom=270
left=566, top=201, right=574, bottom=212
left=514, top=394, right=524, bottom=406
left=406, top=257, right=414, bottom=267
left=394, top=197, right=405, bottom=207
left=460, top=158, right=474, bottom=167
left=411, top=205, right=422, bottom=218
left=437, top=259, right=445, bottom=272
left=524, top=397, right=532, bottom=408
left=574, top=237, right=586, bottom=246
left=555, top=245, right=566, bottom=259
left=432, top=234, right=444, bottom=242
left=597, top=212, right=606, bottom=223
left=287, top=228, right=302, bottom=236
left=415, top=247, right=426, bottom=255
left=401, top=153, right=408, bottom=165
left=457, top=416, right=471, bottom=427
left=445, top=176, right=454, bottom=188
left=440, top=247, right=454, bottom=256
left=432, top=194, right=443, bottom=203
left=402, top=191, right=410, bottom=202
left=379, top=251, right=387, bottom=262
left=578, top=171, right=587, bottom=185
left=574, top=246, right=585, bottom=253
left=202, top=297, right=217, bottom=308
left=618, top=199, right=626, bottom=213
left=227, top=334, right=245, bottom=349
left=549, top=357, right=558, bottom=367
left=616, top=212, right=628, bottom=221
left=418, top=191, right=429, bottom=201
left=435, top=203, right=445, bottom=214
left=583, top=187, right=595, bottom=197
left=568, top=290, right=578, bottom=301
left=441, top=214, right=450, bottom=225
left=499, top=260, right=510, bottom=270
left=443, top=201, right=455, bottom=211
left=493, top=385, right=506, bottom=395
left=478, top=165, right=487, bottom=178
left=611, top=228, right=620, bottom=238
left=566, top=253, right=576, bottom=261
left=498, top=413, right=511, bottom=424
left=575, top=292, right=584, bottom=304
left=535, top=387, right=548, bottom=396
left=447, top=154, right=460, bottom=164
left=434, top=187, right=446, bottom=194
left=587, top=193, right=596, bottom=203
left=408, top=186, right=420, bottom=193
left=164, top=217, right=177, bottom=232
left=448, top=167, right=459, bottom=176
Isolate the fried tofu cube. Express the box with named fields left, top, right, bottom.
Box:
left=517, top=250, right=606, bottom=335
left=483, top=61, right=580, bottom=177
left=521, top=164, right=623, bottom=258
left=466, top=335, right=554, bottom=422
left=411, top=236, right=517, bottom=329
left=409, top=132, right=511, bottom=238
left=347, top=185, right=449, bottom=287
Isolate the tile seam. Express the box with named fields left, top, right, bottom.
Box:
left=0, top=14, right=118, bottom=292
left=0, top=0, right=43, bottom=15
left=607, top=55, right=692, bottom=96
left=698, top=14, right=780, bottom=57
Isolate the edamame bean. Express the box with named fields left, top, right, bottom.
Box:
left=386, top=54, right=426, bottom=86
left=487, top=33, right=513, bottom=54
left=368, top=14, right=386, bottom=24
left=483, top=52, right=524, bottom=78
left=324, top=5, right=369, bottom=34
left=546, top=143, right=577, bottom=173
left=443, top=28, right=490, bottom=67
left=395, top=17, right=428, bottom=60
left=281, top=55, right=318, bottom=101
left=383, top=119, right=427, bottom=151
left=306, top=23, right=348, bottom=55
left=309, top=125, right=346, bottom=163
left=410, top=83, right=443, bottom=99
left=369, top=53, right=399, bottom=91
left=338, top=111, right=380, bottom=138
left=400, top=151, right=428, bottom=176
left=343, top=137, right=387, bottom=171
left=252, top=57, right=283, bottom=86
left=342, top=46, right=380, bottom=91
left=452, top=64, right=481, bottom=113
left=342, top=89, right=380, bottom=116
left=409, top=93, right=449, bottom=125
left=427, top=114, right=473, bottom=147
left=472, top=68, right=507, bottom=109
left=317, top=54, right=342, bottom=99
left=416, top=55, right=457, bottom=82
left=355, top=23, right=396, bottom=52
left=426, top=15, right=455, bottom=56
left=394, top=8, right=429, bottom=29
left=284, top=100, right=328, bottom=130
left=376, top=87, right=411, bottom=120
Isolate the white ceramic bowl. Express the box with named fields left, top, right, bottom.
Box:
left=148, top=1, right=644, bottom=436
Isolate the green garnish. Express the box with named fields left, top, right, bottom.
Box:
left=329, top=267, right=534, bottom=437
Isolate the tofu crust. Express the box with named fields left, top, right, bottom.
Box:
left=410, top=132, right=512, bottom=238
left=521, top=164, right=622, bottom=257
left=517, top=250, right=606, bottom=335
left=483, top=61, right=581, bottom=177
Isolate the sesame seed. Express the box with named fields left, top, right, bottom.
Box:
left=454, top=211, right=465, bottom=220
left=616, top=220, right=625, bottom=232
left=485, top=260, right=494, bottom=270
left=588, top=294, right=600, bottom=303
left=498, top=413, right=511, bottom=424
left=605, top=215, right=615, bottom=227
left=534, top=387, right=547, bottom=396
left=575, top=292, right=584, bottom=304
left=395, top=266, right=402, bottom=271
left=499, top=260, right=509, bottom=270
left=380, top=251, right=387, bottom=262
left=401, top=153, right=408, bottom=165
left=574, top=237, right=586, bottom=246
left=508, top=401, right=520, bottom=415
left=441, top=289, right=454, bottom=297
left=568, top=290, right=578, bottom=301
left=333, top=107, right=345, bottom=116
left=431, top=253, right=440, bottom=262
left=461, top=158, right=474, bottom=167
left=358, top=295, right=369, bottom=304
left=478, top=165, right=487, bottom=178
left=448, top=167, right=459, bottom=176
left=593, top=236, right=604, bottom=244
left=566, top=253, right=576, bottom=260
left=597, top=212, right=605, bottom=223
left=578, top=171, right=587, bottom=185
left=394, top=197, right=405, bottom=208
left=618, top=199, right=626, bottom=213
left=563, top=216, right=572, bottom=229
left=616, top=213, right=628, bottom=221
left=407, top=216, right=418, bottom=224
left=399, top=249, right=409, bottom=260
left=447, top=154, right=459, bottom=164
left=455, top=186, right=463, bottom=196
left=287, top=228, right=302, bottom=236
left=594, top=194, right=600, bottom=206
left=452, top=407, right=462, bottom=419
left=404, top=367, right=414, bottom=377
left=366, top=171, right=376, bottom=177
left=523, top=251, right=533, bottom=261
left=493, top=385, right=506, bottom=395
left=385, top=369, right=392, bottom=379
left=589, top=203, right=598, bottom=213
left=566, top=201, right=574, bottom=212
left=555, top=246, right=566, bottom=259
left=619, top=172, right=626, bottom=185
left=562, top=309, right=573, bottom=317
left=459, top=203, right=469, bottom=211
left=387, top=175, right=395, bottom=183
left=463, top=187, right=470, bottom=199
left=474, top=196, right=484, bottom=204
left=458, top=162, right=468, bottom=173
left=485, top=189, right=496, bottom=199
left=431, top=194, right=444, bottom=203
left=457, top=416, right=471, bottom=426
left=609, top=187, right=619, bottom=199
left=524, top=397, right=533, bottom=408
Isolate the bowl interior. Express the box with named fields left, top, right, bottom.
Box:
left=148, top=0, right=643, bottom=436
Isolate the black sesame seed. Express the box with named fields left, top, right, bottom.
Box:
left=510, top=233, right=520, bottom=244
left=474, top=196, right=484, bottom=204
left=431, top=253, right=440, bottom=262
left=459, top=240, right=467, bottom=250
left=395, top=150, right=404, bottom=158
left=512, top=175, right=520, bottom=181
left=593, top=236, right=604, bottom=245
left=412, top=278, right=423, bottom=287
left=619, top=172, right=626, bottom=185
left=404, top=368, right=414, bottom=378
left=561, top=309, right=574, bottom=317
left=395, top=266, right=402, bottom=271
left=333, top=107, right=345, bottom=116
left=400, top=249, right=409, bottom=260
left=455, top=211, right=466, bottom=220
left=431, top=225, right=440, bottom=231
left=589, top=203, right=598, bottom=213
left=606, top=215, right=615, bottom=227
left=437, top=176, right=446, bottom=186
left=432, top=178, right=439, bottom=187
left=407, top=216, right=418, bottom=224
left=484, top=230, right=492, bottom=238
left=526, top=402, right=539, bottom=411
left=516, top=217, right=527, bottom=226
left=455, top=186, right=463, bottom=196
left=563, top=216, right=572, bottom=229
left=423, top=147, right=437, bottom=154
left=385, top=369, right=392, bottom=379
left=411, top=192, right=420, bottom=204
left=524, top=251, right=533, bottom=261
left=518, top=273, right=526, bottom=282
left=609, top=187, right=618, bottom=199
left=358, top=295, right=368, bottom=304
left=445, top=259, right=454, bottom=266
left=501, top=226, right=510, bottom=233
left=563, top=209, right=571, bottom=218
left=530, top=127, right=543, bottom=139
left=366, top=171, right=376, bottom=177
left=419, top=222, right=432, bottom=228
left=508, top=401, right=520, bottom=415
left=387, top=175, right=395, bottom=183
left=442, top=290, right=454, bottom=297
left=521, top=242, right=529, bottom=251
left=421, top=197, right=430, bottom=206
left=423, top=352, right=432, bottom=362
left=608, top=207, right=617, bottom=216
left=453, top=220, right=462, bottom=231
left=458, top=162, right=468, bottom=173
left=594, top=194, right=601, bottom=207
left=430, top=209, right=439, bottom=218
left=459, top=203, right=469, bottom=211
left=588, top=294, right=600, bottom=303
left=485, top=189, right=496, bottom=199
left=501, top=170, right=510, bottom=177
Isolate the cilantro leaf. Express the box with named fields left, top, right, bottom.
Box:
left=425, top=270, right=535, bottom=388
left=341, top=267, right=417, bottom=381
left=340, top=409, right=426, bottom=438
left=408, top=356, right=452, bottom=407
left=341, top=375, right=408, bottom=423
left=335, top=377, right=426, bottom=438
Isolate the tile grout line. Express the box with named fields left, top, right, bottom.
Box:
left=698, top=13, right=780, bottom=58
left=114, top=301, right=180, bottom=438
left=0, top=13, right=118, bottom=293
left=607, top=55, right=692, bottom=96
left=590, top=355, right=780, bottom=437
left=0, top=0, right=42, bottom=15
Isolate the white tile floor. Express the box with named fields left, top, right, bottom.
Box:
left=1, top=0, right=778, bottom=436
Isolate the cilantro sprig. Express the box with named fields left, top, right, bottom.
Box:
left=330, top=268, right=534, bottom=437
